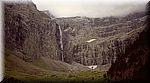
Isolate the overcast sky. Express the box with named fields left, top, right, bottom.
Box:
left=31, top=0, right=149, bottom=18
left=2, top=0, right=149, bottom=17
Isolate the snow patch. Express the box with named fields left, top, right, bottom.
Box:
left=64, top=27, right=71, bottom=32
left=72, top=28, right=75, bottom=32
left=86, top=39, right=96, bottom=43
left=87, top=65, right=97, bottom=69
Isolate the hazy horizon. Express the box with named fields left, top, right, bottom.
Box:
left=32, top=0, right=149, bottom=18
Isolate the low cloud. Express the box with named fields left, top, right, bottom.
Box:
left=32, top=0, right=148, bottom=17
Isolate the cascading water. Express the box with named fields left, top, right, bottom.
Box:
left=58, top=25, right=64, bottom=62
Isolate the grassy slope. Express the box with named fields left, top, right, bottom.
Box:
left=4, top=49, right=108, bottom=82
left=32, top=57, right=73, bottom=72
left=32, top=57, right=91, bottom=72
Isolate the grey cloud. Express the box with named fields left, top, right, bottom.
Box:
left=32, top=0, right=147, bottom=17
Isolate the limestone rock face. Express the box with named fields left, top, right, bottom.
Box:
left=4, top=2, right=61, bottom=61
left=56, top=12, right=146, bottom=66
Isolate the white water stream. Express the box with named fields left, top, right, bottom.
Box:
left=58, top=25, right=64, bottom=61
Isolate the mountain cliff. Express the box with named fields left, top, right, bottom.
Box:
left=4, top=2, right=62, bottom=62
left=56, top=12, right=146, bottom=68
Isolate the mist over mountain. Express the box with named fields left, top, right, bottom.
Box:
left=32, top=0, right=147, bottom=17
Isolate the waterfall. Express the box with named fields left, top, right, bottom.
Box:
left=58, top=25, right=64, bottom=61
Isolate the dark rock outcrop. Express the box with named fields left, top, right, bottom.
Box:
left=107, top=2, right=150, bottom=81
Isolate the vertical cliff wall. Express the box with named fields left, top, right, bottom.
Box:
left=56, top=14, right=145, bottom=66
left=4, top=2, right=61, bottom=62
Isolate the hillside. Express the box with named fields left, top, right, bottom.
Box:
left=4, top=49, right=107, bottom=82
